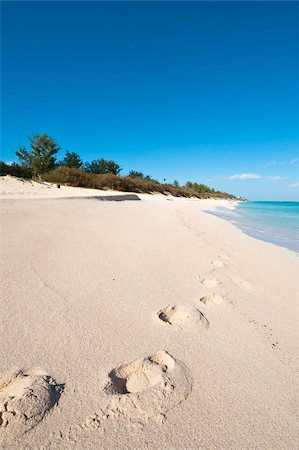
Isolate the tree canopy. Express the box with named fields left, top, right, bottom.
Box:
left=16, top=133, right=60, bottom=175
left=60, top=151, right=83, bottom=169
left=186, top=181, right=213, bottom=194
left=128, top=170, right=153, bottom=180
left=129, top=170, right=145, bottom=178
left=85, top=158, right=122, bottom=175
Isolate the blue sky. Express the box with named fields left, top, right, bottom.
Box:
left=1, top=1, right=298, bottom=200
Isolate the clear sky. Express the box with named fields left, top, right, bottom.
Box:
left=1, top=1, right=298, bottom=200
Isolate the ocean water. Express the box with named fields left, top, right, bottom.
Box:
left=206, top=201, right=299, bottom=253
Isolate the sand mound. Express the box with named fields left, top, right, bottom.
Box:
left=158, top=305, right=209, bottom=331
left=211, top=259, right=224, bottom=268
left=200, top=293, right=224, bottom=306
left=94, top=351, right=192, bottom=425
left=0, top=368, right=62, bottom=441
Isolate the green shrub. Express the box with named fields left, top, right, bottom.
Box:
left=0, top=161, right=33, bottom=178
left=41, top=167, right=237, bottom=199
left=43, top=166, right=96, bottom=188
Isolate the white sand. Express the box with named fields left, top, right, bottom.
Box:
left=0, top=176, right=298, bottom=449
left=0, top=175, right=131, bottom=199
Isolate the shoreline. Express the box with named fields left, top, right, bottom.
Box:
left=0, top=179, right=298, bottom=449
left=205, top=200, right=299, bottom=255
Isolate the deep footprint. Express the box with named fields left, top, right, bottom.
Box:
left=109, top=351, right=176, bottom=394
left=93, top=351, right=193, bottom=425
left=158, top=304, right=209, bottom=331
left=0, top=368, right=62, bottom=442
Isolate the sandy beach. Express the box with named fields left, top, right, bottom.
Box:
left=0, top=177, right=298, bottom=449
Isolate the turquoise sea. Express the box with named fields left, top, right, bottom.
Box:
left=207, top=201, right=299, bottom=253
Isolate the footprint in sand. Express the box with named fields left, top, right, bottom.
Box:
left=157, top=304, right=209, bottom=332
left=0, top=368, right=63, bottom=442
left=219, top=253, right=231, bottom=261
left=85, top=351, right=193, bottom=428
left=200, top=276, right=223, bottom=288
left=200, top=293, right=224, bottom=306
left=108, top=351, right=176, bottom=394
left=211, top=259, right=224, bottom=268
left=230, top=276, right=252, bottom=292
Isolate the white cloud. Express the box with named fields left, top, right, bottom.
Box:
left=205, top=173, right=262, bottom=182
left=264, top=161, right=277, bottom=168
left=264, top=158, right=298, bottom=167
left=267, top=176, right=286, bottom=181
left=229, top=173, right=261, bottom=180
left=288, top=182, right=299, bottom=188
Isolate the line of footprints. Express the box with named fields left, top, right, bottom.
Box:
left=0, top=259, right=227, bottom=443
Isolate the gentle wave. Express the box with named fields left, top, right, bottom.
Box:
left=206, top=201, right=299, bottom=254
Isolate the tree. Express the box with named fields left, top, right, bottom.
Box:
left=16, top=133, right=60, bottom=175
left=105, top=160, right=122, bottom=175
left=129, top=170, right=145, bottom=178
left=0, top=161, right=33, bottom=178
left=185, top=181, right=213, bottom=195
left=173, top=179, right=180, bottom=187
left=85, top=158, right=121, bottom=175
left=60, top=151, right=83, bottom=169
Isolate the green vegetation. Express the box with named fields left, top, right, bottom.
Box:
left=16, top=133, right=60, bottom=176
left=43, top=167, right=236, bottom=199
left=85, top=158, right=121, bottom=175
left=128, top=170, right=152, bottom=180
left=0, top=132, right=238, bottom=199
left=59, top=151, right=83, bottom=169
left=0, top=161, right=33, bottom=178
